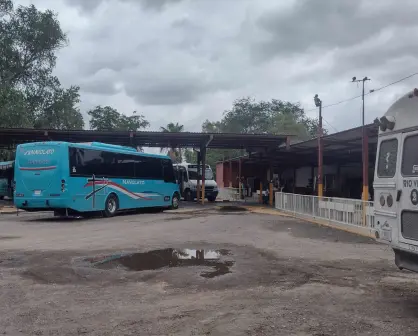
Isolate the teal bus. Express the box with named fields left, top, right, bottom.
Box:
left=13, top=141, right=180, bottom=217
left=0, top=161, right=14, bottom=200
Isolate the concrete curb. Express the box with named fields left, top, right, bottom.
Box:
left=0, top=207, right=18, bottom=214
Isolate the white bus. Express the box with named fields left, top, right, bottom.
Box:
left=173, top=163, right=218, bottom=202
left=374, top=87, right=418, bottom=272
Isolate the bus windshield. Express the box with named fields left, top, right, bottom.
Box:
left=377, top=138, right=398, bottom=178
left=188, top=168, right=214, bottom=180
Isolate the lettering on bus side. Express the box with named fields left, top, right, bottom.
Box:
left=28, top=160, right=50, bottom=165
left=403, top=179, right=418, bottom=188
left=122, top=180, right=145, bottom=185
left=24, top=149, right=55, bottom=155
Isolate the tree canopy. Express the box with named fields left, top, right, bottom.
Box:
left=206, top=97, right=324, bottom=139
left=199, top=97, right=325, bottom=169
left=160, top=122, right=184, bottom=163
left=88, top=106, right=149, bottom=131
left=0, top=0, right=84, bottom=129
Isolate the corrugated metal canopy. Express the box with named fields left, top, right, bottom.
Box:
left=221, top=124, right=379, bottom=168
left=0, top=128, right=290, bottom=151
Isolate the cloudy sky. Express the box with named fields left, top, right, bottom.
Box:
left=19, top=0, right=418, bottom=134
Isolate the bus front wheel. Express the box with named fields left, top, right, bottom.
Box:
left=104, top=194, right=119, bottom=217
left=171, top=193, right=180, bottom=210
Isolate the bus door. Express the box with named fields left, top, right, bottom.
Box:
left=178, top=167, right=187, bottom=197
left=374, top=135, right=399, bottom=243
left=398, top=131, right=418, bottom=247
left=86, top=174, right=108, bottom=210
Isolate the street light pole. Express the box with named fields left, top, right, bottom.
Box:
left=314, top=94, right=323, bottom=198
left=352, top=76, right=371, bottom=202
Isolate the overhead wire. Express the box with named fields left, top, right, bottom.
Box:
left=305, top=71, right=418, bottom=112
left=305, top=71, right=418, bottom=133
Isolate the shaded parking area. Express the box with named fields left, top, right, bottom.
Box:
left=0, top=207, right=417, bottom=335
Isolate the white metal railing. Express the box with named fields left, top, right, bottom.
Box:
left=275, top=192, right=375, bottom=234
left=218, top=187, right=247, bottom=202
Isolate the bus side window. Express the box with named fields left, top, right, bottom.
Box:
left=162, top=159, right=176, bottom=183
left=402, top=135, right=418, bottom=176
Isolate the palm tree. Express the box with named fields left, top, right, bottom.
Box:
left=160, top=122, right=184, bottom=163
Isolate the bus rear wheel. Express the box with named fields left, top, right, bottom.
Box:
left=104, top=194, right=118, bottom=217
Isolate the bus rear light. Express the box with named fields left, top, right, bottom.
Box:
left=380, top=195, right=385, bottom=206
left=387, top=194, right=394, bottom=207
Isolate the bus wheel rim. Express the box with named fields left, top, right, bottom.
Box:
left=108, top=199, right=116, bottom=213
left=173, top=196, right=178, bottom=208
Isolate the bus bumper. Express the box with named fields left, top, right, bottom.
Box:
left=394, top=248, right=418, bottom=273
left=14, top=197, right=69, bottom=211
left=191, top=190, right=218, bottom=200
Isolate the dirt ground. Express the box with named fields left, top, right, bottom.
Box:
left=0, top=206, right=417, bottom=335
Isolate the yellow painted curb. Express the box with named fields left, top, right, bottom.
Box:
left=243, top=206, right=375, bottom=239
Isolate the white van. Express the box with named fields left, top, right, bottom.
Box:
left=173, top=163, right=218, bottom=202
left=374, top=87, right=418, bottom=272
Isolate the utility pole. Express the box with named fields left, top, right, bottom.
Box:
left=314, top=94, right=323, bottom=198
left=352, top=76, right=371, bottom=202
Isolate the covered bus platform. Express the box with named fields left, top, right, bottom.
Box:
left=0, top=127, right=291, bottom=205
left=216, top=123, right=379, bottom=202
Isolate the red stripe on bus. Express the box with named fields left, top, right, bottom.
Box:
left=19, top=166, right=57, bottom=171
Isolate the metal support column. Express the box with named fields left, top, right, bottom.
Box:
left=314, top=94, right=323, bottom=198
left=259, top=181, right=263, bottom=204
left=310, top=165, right=315, bottom=195
left=197, top=152, right=201, bottom=202
left=269, top=162, right=273, bottom=206
left=362, top=122, right=369, bottom=201
left=229, top=160, right=232, bottom=187
left=352, top=76, right=370, bottom=201
left=201, top=146, right=206, bottom=205
left=238, top=158, right=242, bottom=199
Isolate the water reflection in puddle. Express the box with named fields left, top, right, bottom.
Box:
left=87, top=248, right=234, bottom=278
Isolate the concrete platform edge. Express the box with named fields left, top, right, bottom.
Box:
left=244, top=206, right=376, bottom=239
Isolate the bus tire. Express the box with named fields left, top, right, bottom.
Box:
left=207, top=196, right=216, bottom=202
left=104, top=194, right=118, bottom=217
left=171, top=193, right=180, bottom=210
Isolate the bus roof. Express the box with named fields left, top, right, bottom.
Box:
left=380, top=88, right=418, bottom=135
left=17, top=141, right=170, bottom=159
left=174, top=163, right=211, bottom=168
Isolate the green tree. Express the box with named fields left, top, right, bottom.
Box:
left=33, top=86, right=84, bottom=130
left=184, top=149, right=197, bottom=163
left=0, top=0, right=83, bottom=129
left=159, top=122, right=184, bottom=163
left=200, top=97, right=325, bottom=169
left=88, top=106, right=149, bottom=131
left=220, top=97, right=325, bottom=139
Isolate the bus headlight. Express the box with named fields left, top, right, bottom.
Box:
left=380, top=195, right=385, bottom=206
left=387, top=194, right=393, bottom=207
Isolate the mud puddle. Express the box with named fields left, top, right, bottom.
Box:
left=87, top=248, right=234, bottom=278
left=218, top=206, right=248, bottom=212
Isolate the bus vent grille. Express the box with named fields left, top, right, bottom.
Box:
left=401, top=211, right=418, bottom=241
